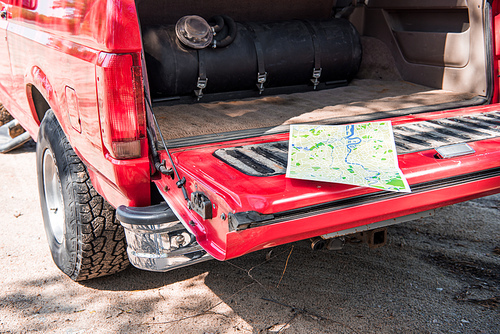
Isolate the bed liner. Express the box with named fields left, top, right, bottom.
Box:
left=154, top=79, right=479, bottom=141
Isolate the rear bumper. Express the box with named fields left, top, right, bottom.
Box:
left=117, top=204, right=213, bottom=272
left=118, top=167, right=500, bottom=266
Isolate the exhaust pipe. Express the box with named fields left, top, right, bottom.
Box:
left=310, top=237, right=346, bottom=251
left=310, top=227, right=387, bottom=251
left=310, top=237, right=327, bottom=251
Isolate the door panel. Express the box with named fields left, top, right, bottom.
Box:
left=361, top=0, right=489, bottom=96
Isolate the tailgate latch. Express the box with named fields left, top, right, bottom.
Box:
left=190, top=192, right=213, bottom=220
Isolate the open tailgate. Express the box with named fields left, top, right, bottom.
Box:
left=153, top=105, right=500, bottom=261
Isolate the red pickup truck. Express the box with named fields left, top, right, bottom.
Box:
left=0, top=0, right=499, bottom=281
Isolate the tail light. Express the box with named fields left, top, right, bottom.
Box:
left=96, top=52, right=146, bottom=159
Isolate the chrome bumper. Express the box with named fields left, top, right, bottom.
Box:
left=117, top=203, right=212, bottom=272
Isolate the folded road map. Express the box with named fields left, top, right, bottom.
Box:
left=286, top=122, right=411, bottom=193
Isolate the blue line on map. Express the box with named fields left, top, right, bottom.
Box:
left=343, top=125, right=381, bottom=185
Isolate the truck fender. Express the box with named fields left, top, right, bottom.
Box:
left=25, top=66, right=60, bottom=127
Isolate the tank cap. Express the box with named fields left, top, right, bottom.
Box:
left=175, top=15, right=213, bottom=49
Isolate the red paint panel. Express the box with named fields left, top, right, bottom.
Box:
left=225, top=175, right=500, bottom=259
left=155, top=108, right=500, bottom=260
left=85, top=139, right=151, bottom=208
left=0, top=1, right=150, bottom=208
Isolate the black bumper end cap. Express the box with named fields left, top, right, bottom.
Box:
left=117, top=203, right=179, bottom=225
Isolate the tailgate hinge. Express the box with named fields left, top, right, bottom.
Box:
left=228, top=211, right=275, bottom=231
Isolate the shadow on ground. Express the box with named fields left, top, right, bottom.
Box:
left=1, top=196, right=499, bottom=333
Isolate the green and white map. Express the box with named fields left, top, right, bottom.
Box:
left=286, top=122, right=411, bottom=193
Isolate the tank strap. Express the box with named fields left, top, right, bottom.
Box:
left=195, top=49, right=208, bottom=100
left=302, top=20, right=323, bottom=90
left=243, top=23, right=267, bottom=94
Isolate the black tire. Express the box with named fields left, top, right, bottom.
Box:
left=37, top=110, right=129, bottom=281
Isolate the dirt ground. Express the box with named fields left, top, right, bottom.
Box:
left=0, top=142, right=499, bottom=334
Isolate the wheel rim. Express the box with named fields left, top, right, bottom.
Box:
left=42, top=148, right=65, bottom=244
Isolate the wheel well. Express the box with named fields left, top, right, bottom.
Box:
left=30, top=86, right=50, bottom=123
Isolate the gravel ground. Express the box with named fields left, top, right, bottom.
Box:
left=0, top=142, right=499, bottom=334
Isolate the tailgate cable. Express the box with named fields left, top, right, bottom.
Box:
left=145, top=94, right=190, bottom=204
left=137, top=29, right=191, bottom=206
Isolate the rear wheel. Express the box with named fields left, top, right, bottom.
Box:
left=37, top=110, right=129, bottom=281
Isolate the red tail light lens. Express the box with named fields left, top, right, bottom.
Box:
left=96, top=53, right=146, bottom=159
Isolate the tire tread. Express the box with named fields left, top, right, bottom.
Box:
left=38, top=111, right=129, bottom=281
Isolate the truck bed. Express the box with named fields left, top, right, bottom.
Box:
left=154, top=78, right=478, bottom=141
left=144, top=0, right=489, bottom=146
